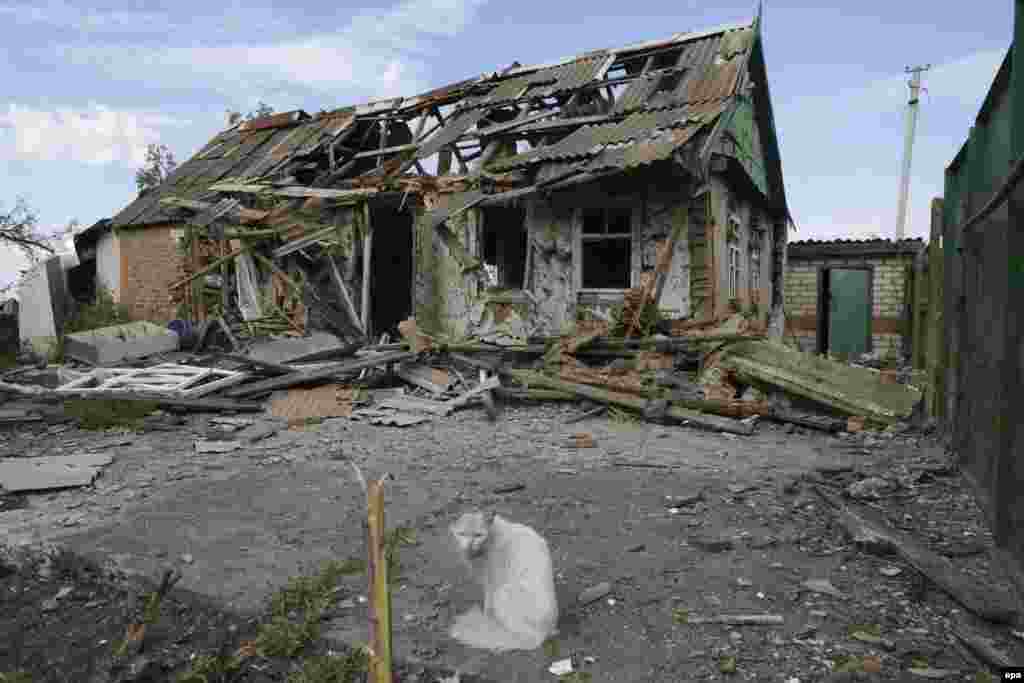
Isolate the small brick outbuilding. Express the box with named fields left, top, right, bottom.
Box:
left=784, top=238, right=924, bottom=359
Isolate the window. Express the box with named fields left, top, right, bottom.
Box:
left=750, top=212, right=762, bottom=300
left=728, top=243, right=742, bottom=299
left=750, top=238, right=761, bottom=300
left=580, top=208, right=632, bottom=289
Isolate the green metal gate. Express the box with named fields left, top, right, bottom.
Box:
left=827, top=268, right=872, bottom=357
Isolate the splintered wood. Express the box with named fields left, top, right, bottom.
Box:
left=397, top=318, right=434, bottom=353
left=268, top=384, right=356, bottom=424
left=565, top=433, right=595, bottom=448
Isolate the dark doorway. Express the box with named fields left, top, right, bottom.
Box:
left=817, top=267, right=872, bottom=358
left=369, top=206, right=414, bottom=338
left=481, top=207, right=527, bottom=289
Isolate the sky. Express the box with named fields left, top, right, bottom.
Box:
left=0, top=0, right=1011, bottom=290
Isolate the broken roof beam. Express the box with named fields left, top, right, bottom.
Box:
left=469, top=113, right=617, bottom=141
left=209, top=182, right=378, bottom=203
left=226, top=350, right=415, bottom=398
left=352, top=142, right=419, bottom=159
left=160, top=197, right=269, bottom=224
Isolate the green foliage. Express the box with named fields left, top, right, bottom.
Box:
left=286, top=651, right=368, bottom=683
left=255, top=614, right=320, bottom=658
left=52, top=285, right=134, bottom=362
left=609, top=300, right=662, bottom=338
left=66, top=286, right=133, bottom=334
left=558, top=673, right=592, bottom=683
left=270, top=559, right=365, bottom=617
left=258, top=559, right=366, bottom=659
left=63, top=399, right=159, bottom=431
left=175, top=652, right=243, bottom=683
left=383, top=526, right=417, bottom=584
left=0, top=672, right=33, bottom=683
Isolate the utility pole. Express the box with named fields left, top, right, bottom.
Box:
left=895, top=64, right=931, bottom=239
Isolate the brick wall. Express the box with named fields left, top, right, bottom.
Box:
left=116, top=223, right=185, bottom=322
left=784, top=253, right=913, bottom=357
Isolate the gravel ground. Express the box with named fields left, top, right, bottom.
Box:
left=1, top=401, right=1021, bottom=682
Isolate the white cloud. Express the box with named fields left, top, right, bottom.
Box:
left=0, top=0, right=293, bottom=37
left=57, top=0, right=490, bottom=101
left=0, top=104, right=189, bottom=166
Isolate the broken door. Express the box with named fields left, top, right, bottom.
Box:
left=825, top=268, right=872, bottom=358
left=370, top=205, right=414, bottom=338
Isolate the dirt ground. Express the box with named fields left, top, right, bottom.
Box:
left=1, top=400, right=1022, bottom=682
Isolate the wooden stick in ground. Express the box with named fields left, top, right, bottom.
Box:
left=509, top=370, right=754, bottom=436
left=366, top=478, right=393, bottom=683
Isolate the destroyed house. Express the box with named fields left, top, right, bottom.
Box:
left=101, top=15, right=791, bottom=343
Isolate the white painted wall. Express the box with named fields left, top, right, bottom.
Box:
left=95, top=231, right=120, bottom=297
left=17, top=256, right=60, bottom=352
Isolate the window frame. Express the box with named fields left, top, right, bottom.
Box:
left=575, top=207, right=637, bottom=293
left=728, top=242, right=742, bottom=300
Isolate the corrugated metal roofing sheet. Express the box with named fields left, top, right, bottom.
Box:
left=416, top=109, right=488, bottom=159
left=789, top=238, right=924, bottom=246
left=490, top=100, right=727, bottom=172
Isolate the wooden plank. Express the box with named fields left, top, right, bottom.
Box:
left=352, top=143, right=418, bottom=159
left=509, top=370, right=754, bottom=436
left=445, top=375, right=501, bottom=410
left=169, top=246, right=249, bottom=290
left=327, top=251, right=366, bottom=338
left=272, top=224, right=344, bottom=259
left=361, top=202, right=373, bottom=335
left=396, top=364, right=450, bottom=396
left=209, top=182, right=378, bottom=201
left=225, top=350, right=415, bottom=398
left=378, top=396, right=452, bottom=416
left=813, top=486, right=1017, bottom=624
left=180, top=372, right=250, bottom=399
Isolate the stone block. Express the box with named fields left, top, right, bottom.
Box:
left=64, top=321, right=179, bottom=366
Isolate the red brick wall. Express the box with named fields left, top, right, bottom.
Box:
left=116, top=223, right=185, bottom=322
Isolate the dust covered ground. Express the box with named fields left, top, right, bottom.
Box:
left=1, top=401, right=1021, bottom=682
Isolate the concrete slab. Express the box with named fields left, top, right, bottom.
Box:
left=64, top=321, right=179, bottom=366
left=245, top=331, right=345, bottom=365
left=0, top=453, right=113, bottom=492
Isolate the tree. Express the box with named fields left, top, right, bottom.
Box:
left=246, top=101, right=275, bottom=120
left=0, top=197, right=58, bottom=262
left=134, top=143, right=177, bottom=195
left=226, top=102, right=276, bottom=127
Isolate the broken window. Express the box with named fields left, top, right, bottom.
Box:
left=482, top=207, right=528, bottom=289
left=728, top=243, right=742, bottom=300
left=580, top=208, right=632, bottom=289
left=750, top=238, right=761, bottom=301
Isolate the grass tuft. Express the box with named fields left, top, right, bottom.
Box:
left=63, top=399, right=160, bottom=431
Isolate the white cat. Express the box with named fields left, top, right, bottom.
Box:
left=449, top=510, right=559, bottom=652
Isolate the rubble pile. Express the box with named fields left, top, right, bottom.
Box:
left=0, top=307, right=923, bottom=449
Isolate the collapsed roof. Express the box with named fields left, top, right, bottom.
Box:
left=112, top=17, right=789, bottom=230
